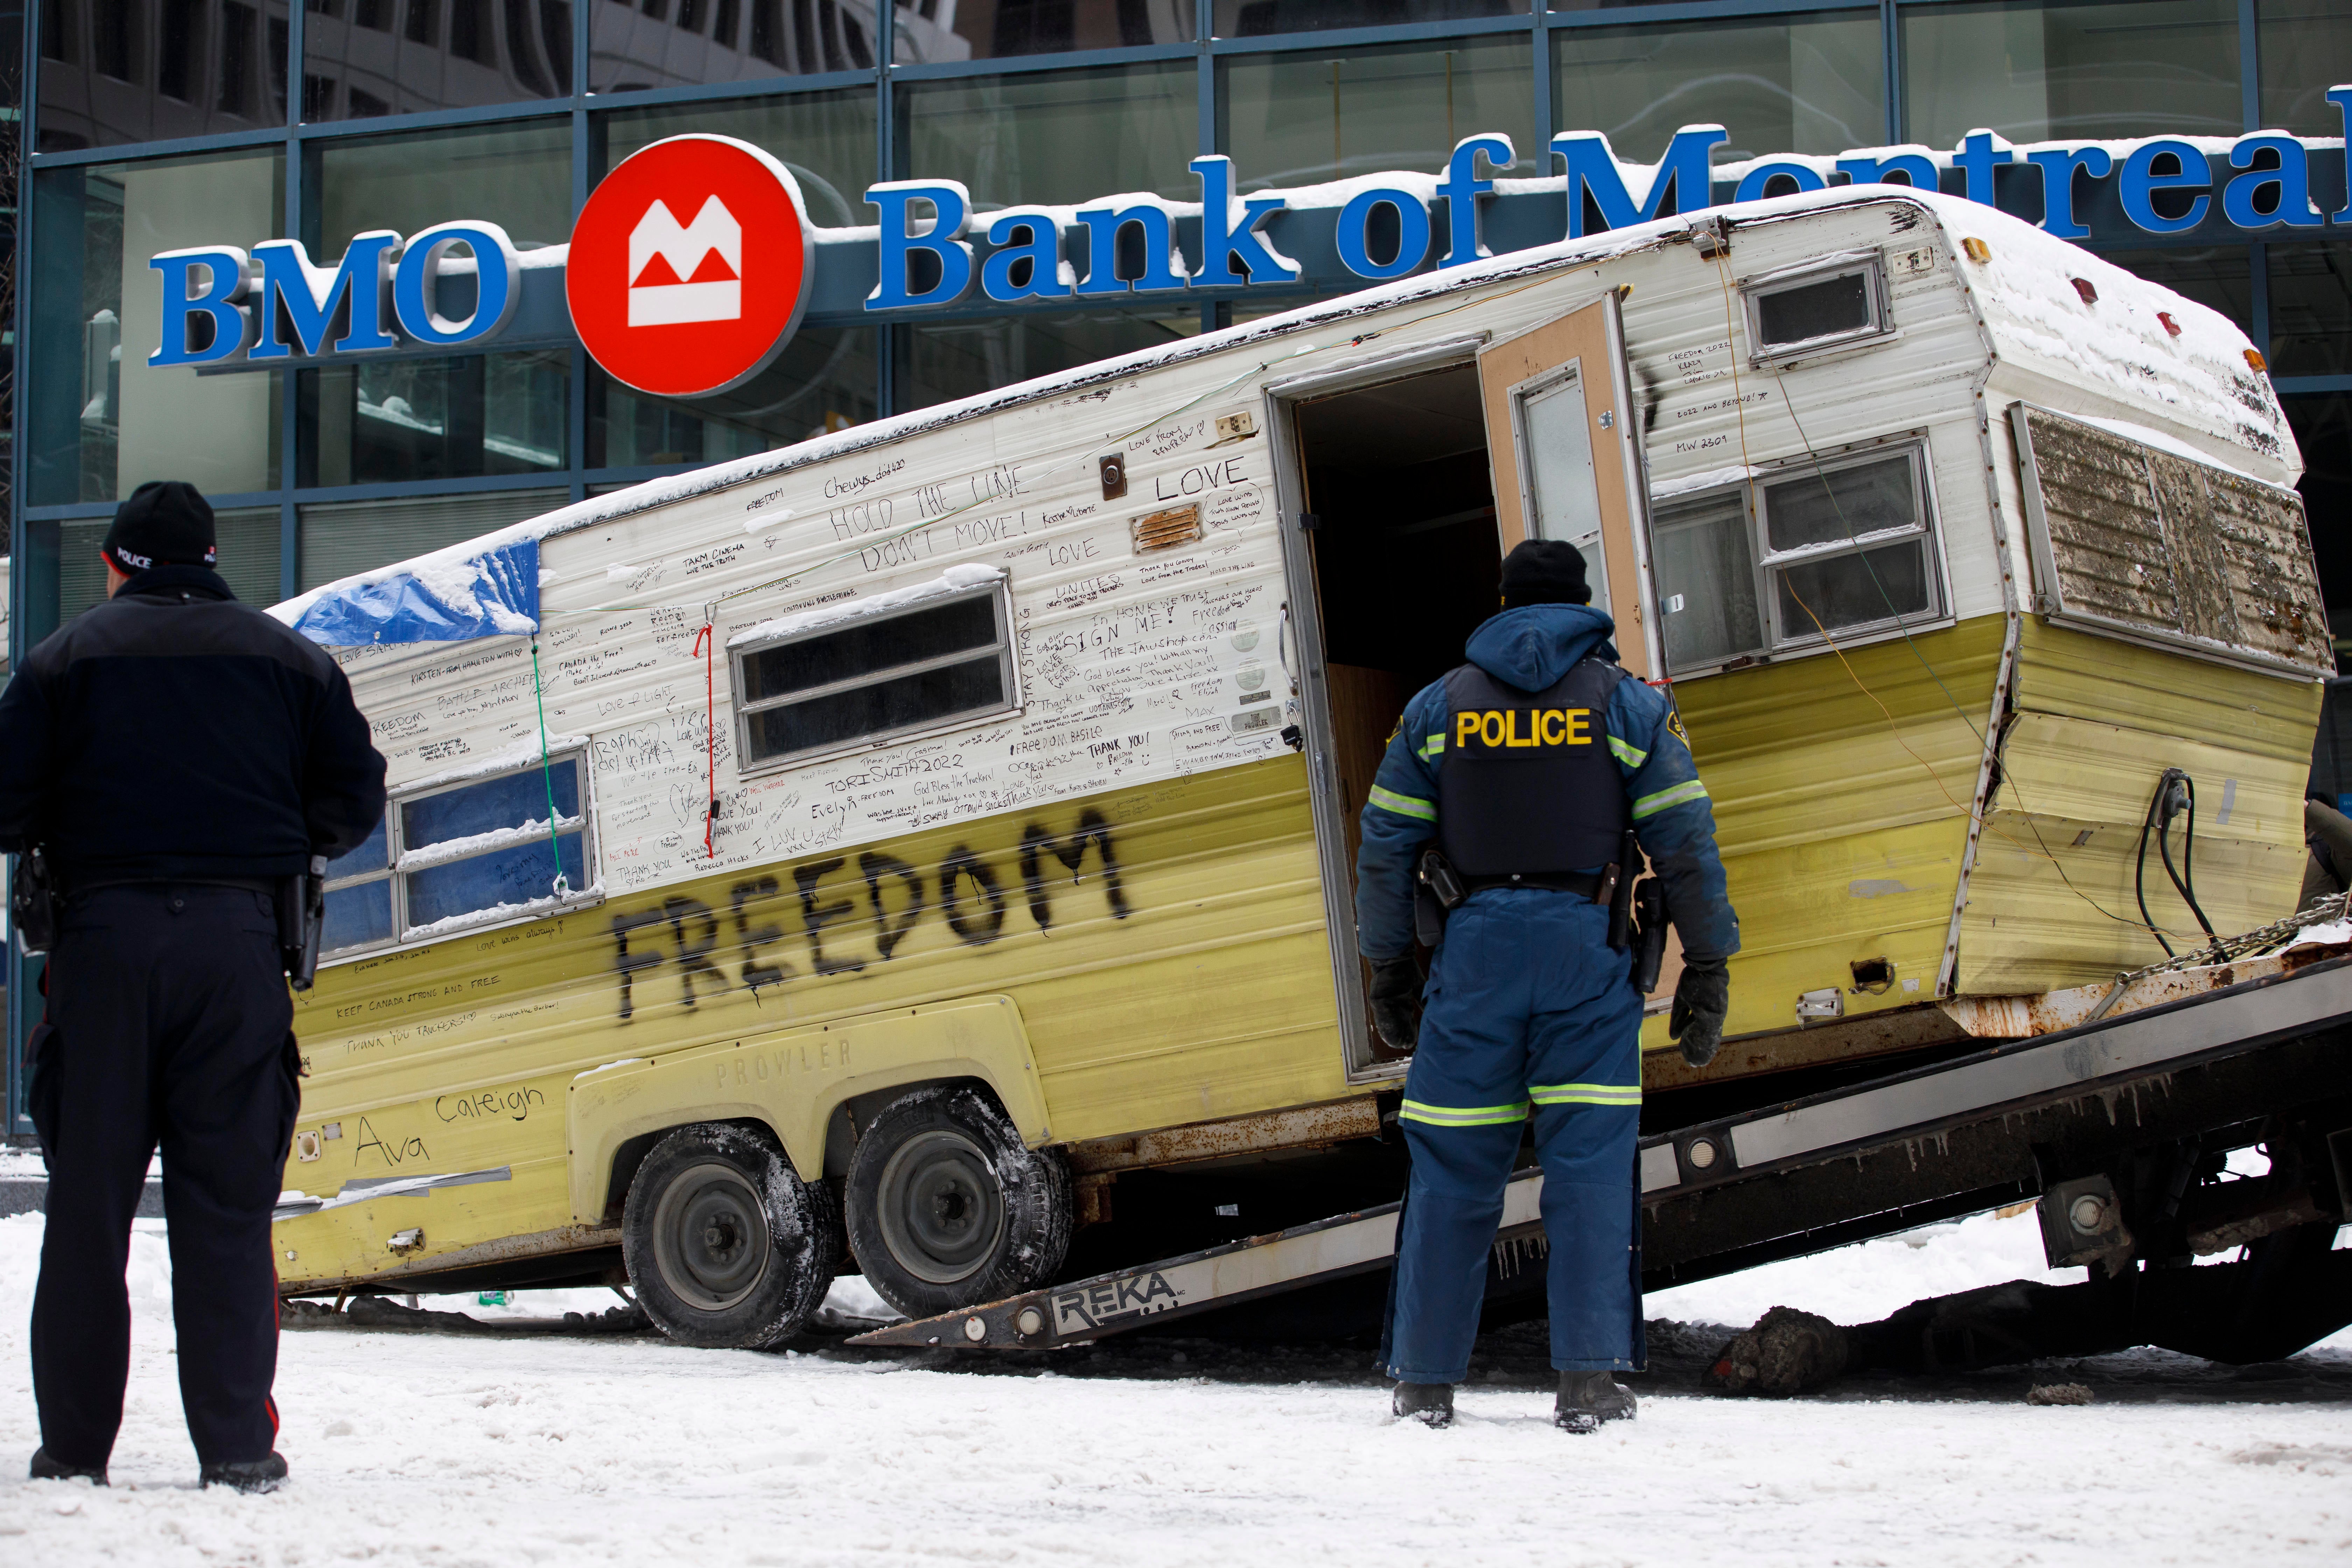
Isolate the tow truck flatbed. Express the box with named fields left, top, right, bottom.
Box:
left=854, top=952, right=2352, bottom=1351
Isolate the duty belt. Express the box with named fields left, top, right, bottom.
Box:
left=1459, top=869, right=1611, bottom=901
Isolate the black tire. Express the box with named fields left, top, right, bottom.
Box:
left=622, top=1123, right=839, bottom=1349
left=846, top=1084, right=1072, bottom=1320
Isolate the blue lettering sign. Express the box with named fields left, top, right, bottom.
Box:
left=2117, top=140, right=2211, bottom=235
left=1834, top=152, right=1937, bottom=190
left=2332, top=87, right=2352, bottom=222
left=148, top=247, right=255, bottom=367
left=250, top=231, right=402, bottom=360
left=391, top=222, right=521, bottom=347
left=1335, top=188, right=1431, bottom=280
left=1553, top=126, right=1727, bottom=239
left=2222, top=135, right=2324, bottom=231
left=1435, top=134, right=1515, bottom=267
left=2025, top=146, right=2113, bottom=239
left=1190, top=156, right=1299, bottom=287
left=1952, top=131, right=2012, bottom=205
left=1734, top=160, right=1827, bottom=203
left=1074, top=202, right=1190, bottom=297
left=867, top=182, right=975, bottom=310
left=979, top=211, right=1072, bottom=303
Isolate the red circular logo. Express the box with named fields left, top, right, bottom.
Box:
left=567, top=134, right=814, bottom=398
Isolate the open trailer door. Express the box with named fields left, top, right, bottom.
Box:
left=1478, top=292, right=1684, bottom=1005
left=1478, top=290, right=1664, bottom=678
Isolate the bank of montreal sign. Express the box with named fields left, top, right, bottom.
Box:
left=154, top=99, right=2352, bottom=399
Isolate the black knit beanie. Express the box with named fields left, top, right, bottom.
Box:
left=1498, top=539, right=1592, bottom=608
left=102, top=481, right=217, bottom=573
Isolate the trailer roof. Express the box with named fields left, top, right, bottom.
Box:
left=269, top=184, right=2288, bottom=643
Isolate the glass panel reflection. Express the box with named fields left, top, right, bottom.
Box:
left=1555, top=12, right=1882, bottom=161
left=301, top=351, right=572, bottom=484
left=2258, top=0, right=2352, bottom=136
left=594, top=0, right=896, bottom=88
left=37, top=0, right=291, bottom=150
left=1219, top=0, right=1522, bottom=34
left=920, top=0, right=1192, bottom=61
left=598, top=90, right=877, bottom=232
left=2269, top=247, right=2352, bottom=380
left=1223, top=35, right=1534, bottom=190
left=318, top=117, right=574, bottom=256
left=1902, top=0, right=2240, bottom=147
left=900, top=63, right=1197, bottom=211
left=897, top=307, right=1199, bottom=412
left=589, top=327, right=878, bottom=468
left=304, top=0, right=573, bottom=120
left=28, top=149, right=285, bottom=505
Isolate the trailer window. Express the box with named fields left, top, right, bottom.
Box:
left=1743, top=254, right=1891, bottom=363
left=731, top=583, right=1018, bottom=771
left=322, top=815, right=396, bottom=954
left=1652, top=442, right=1942, bottom=674
left=320, top=751, right=594, bottom=958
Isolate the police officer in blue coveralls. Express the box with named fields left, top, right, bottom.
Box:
left=1355, top=538, right=1737, bottom=1432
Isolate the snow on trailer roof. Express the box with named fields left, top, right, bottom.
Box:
left=268, top=184, right=2289, bottom=649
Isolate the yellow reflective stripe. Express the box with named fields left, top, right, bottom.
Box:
left=1607, top=735, right=1648, bottom=768
left=1399, top=1098, right=1531, bottom=1127
left=1416, top=734, right=1446, bottom=761
left=1530, top=1082, right=1643, bottom=1106
left=1367, top=784, right=1436, bottom=821
left=1631, top=779, right=1709, bottom=819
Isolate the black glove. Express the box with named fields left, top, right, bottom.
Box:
left=1367, top=954, right=1424, bottom=1052
left=1670, top=957, right=1730, bottom=1068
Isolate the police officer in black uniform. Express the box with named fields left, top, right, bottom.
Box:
left=0, top=481, right=386, bottom=1492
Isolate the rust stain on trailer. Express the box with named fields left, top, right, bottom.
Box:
left=1064, top=1096, right=1384, bottom=1174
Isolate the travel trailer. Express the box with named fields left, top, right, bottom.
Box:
left=263, top=183, right=2338, bottom=1350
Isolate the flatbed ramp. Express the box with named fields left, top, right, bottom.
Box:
left=853, top=954, right=2352, bottom=1351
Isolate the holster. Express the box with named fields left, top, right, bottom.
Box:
left=1631, top=878, right=1669, bottom=994
left=10, top=845, right=58, bottom=957
left=1413, top=848, right=1465, bottom=946
left=1604, top=829, right=1639, bottom=951
left=280, top=854, right=328, bottom=991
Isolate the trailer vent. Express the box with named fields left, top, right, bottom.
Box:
left=2010, top=405, right=2329, bottom=676
left=1131, top=504, right=1203, bottom=554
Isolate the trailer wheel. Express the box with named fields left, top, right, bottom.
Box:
left=622, top=1123, right=838, bottom=1349
left=846, top=1085, right=1072, bottom=1320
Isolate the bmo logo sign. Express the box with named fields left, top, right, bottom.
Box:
left=568, top=135, right=814, bottom=398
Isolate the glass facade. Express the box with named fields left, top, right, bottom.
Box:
left=903, top=59, right=1195, bottom=206
left=304, top=0, right=574, bottom=120
left=1902, top=0, right=2241, bottom=147
left=1224, top=35, right=1532, bottom=191
left=12, top=1, right=2351, bottom=632
left=1558, top=12, right=1882, bottom=162
left=28, top=146, right=285, bottom=506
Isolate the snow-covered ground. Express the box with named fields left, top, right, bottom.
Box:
left=0, top=1205, right=2345, bottom=1566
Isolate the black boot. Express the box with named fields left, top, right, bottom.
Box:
left=1555, top=1371, right=1637, bottom=1433
left=200, top=1452, right=288, bottom=1494
left=29, top=1448, right=108, bottom=1485
left=1391, top=1381, right=1455, bottom=1428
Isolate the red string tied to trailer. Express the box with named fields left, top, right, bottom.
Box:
left=691, top=622, right=719, bottom=859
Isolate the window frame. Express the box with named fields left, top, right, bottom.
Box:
left=1740, top=249, right=1895, bottom=368
left=1651, top=435, right=1951, bottom=678
left=319, top=746, right=599, bottom=963
left=728, top=579, right=1024, bottom=777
